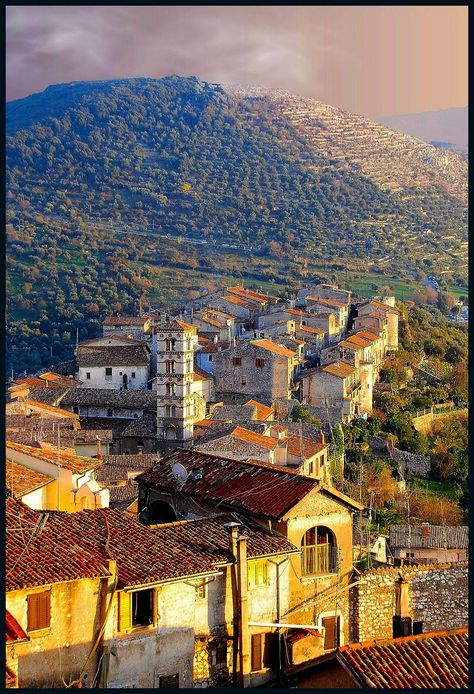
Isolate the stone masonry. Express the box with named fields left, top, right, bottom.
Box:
left=350, top=562, right=468, bottom=643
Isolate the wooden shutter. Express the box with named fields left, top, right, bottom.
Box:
left=322, top=616, right=339, bottom=650
left=27, top=591, right=50, bottom=631
left=118, top=591, right=131, bottom=632
left=251, top=634, right=262, bottom=672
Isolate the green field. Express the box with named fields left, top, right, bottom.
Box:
left=409, top=476, right=462, bottom=502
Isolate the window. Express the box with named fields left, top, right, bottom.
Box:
left=413, top=621, right=423, bottom=635
left=186, top=339, right=192, bottom=351
left=86, top=372, right=91, bottom=380
left=131, top=372, right=136, bottom=379
left=248, top=560, right=268, bottom=588
left=158, top=674, right=179, bottom=688
left=215, top=641, right=227, bottom=665
left=241, top=375, right=247, bottom=386
left=165, top=338, right=176, bottom=351
left=301, top=526, right=337, bottom=576
left=105, top=367, right=112, bottom=380
left=308, top=461, right=314, bottom=476
left=27, top=591, right=51, bottom=632
left=255, top=358, right=265, bottom=368
left=208, top=354, right=213, bottom=362
left=186, top=360, right=192, bottom=373
left=165, top=405, right=176, bottom=417
left=195, top=579, right=206, bottom=599
left=251, top=633, right=275, bottom=672
left=165, top=361, right=175, bottom=374
left=107, top=408, right=113, bottom=418
left=166, top=382, right=176, bottom=396
left=118, top=589, right=155, bottom=632
left=232, top=357, right=242, bottom=366
left=322, top=616, right=340, bottom=650
left=73, top=406, right=79, bottom=415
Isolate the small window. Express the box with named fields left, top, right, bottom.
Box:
left=215, top=641, right=227, bottom=665
left=86, top=372, right=91, bottom=380
left=195, top=579, right=206, bottom=600
left=232, top=357, right=242, bottom=367
left=308, top=461, right=314, bottom=475
left=131, top=589, right=154, bottom=628
left=413, top=621, right=423, bottom=635
left=27, top=591, right=51, bottom=632
left=248, top=560, right=268, bottom=588
left=73, top=406, right=79, bottom=415
left=255, top=358, right=265, bottom=368
left=322, top=616, right=340, bottom=650
left=107, top=408, right=113, bottom=417
left=131, top=372, right=136, bottom=378
left=105, top=367, right=113, bottom=380
left=158, top=674, right=179, bottom=688
left=208, top=354, right=213, bottom=362
left=241, top=375, right=247, bottom=386
left=133, top=413, right=138, bottom=418
left=251, top=633, right=262, bottom=672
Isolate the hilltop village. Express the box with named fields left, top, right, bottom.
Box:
left=6, top=282, right=468, bottom=688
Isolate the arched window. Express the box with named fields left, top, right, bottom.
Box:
left=166, top=382, right=176, bottom=396
left=165, top=425, right=176, bottom=440
left=301, top=526, right=337, bottom=576
left=165, top=338, right=176, bottom=351
left=165, top=360, right=175, bottom=374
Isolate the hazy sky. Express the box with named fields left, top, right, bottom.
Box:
left=6, top=5, right=468, bottom=117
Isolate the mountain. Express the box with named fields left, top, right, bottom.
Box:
left=6, top=77, right=468, bottom=374
left=377, top=107, right=468, bottom=154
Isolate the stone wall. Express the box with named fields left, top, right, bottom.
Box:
left=350, top=562, right=468, bottom=643
left=368, top=436, right=431, bottom=477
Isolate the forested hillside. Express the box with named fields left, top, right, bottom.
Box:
left=6, top=76, right=468, bottom=374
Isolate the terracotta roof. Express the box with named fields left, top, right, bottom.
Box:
left=193, top=419, right=217, bottom=427
left=355, top=329, right=383, bottom=341
left=232, top=426, right=279, bottom=450
left=7, top=428, right=113, bottom=446
left=96, top=454, right=156, bottom=483
left=285, top=308, right=311, bottom=317
left=26, top=398, right=79, bottom=418
left=250, top=339, right=295, bottom=358
left=194, top=365, right=213, bottom=379
left=286, top=434, right=328, bottom=459
left=389, top=525, right=469, bottom=550
left=61, top=388, right=157, bottom=410
left=197, top=316, right=227, bottom=328
left=307, top=296, right=346, bottom=308
left=6, top=665, right=17, bottom=688
left=80, top=335, right=145, bottom=346
left=6, top=441, right=101, bottom=475
left=337, top=628, right=468, bottom=689
left=175, top=319, right=197, bottom=333
left=365, top=299, right=402, bottom=315
left=197, top=335, right=212, bottom=345
left=345, top=334, right=374, bottom=348
left=243, top=400, right=274, bottom=421
left=222, top=295, right=258, bottom=310
left=136, top=449, right=319, bottom=519
left=227, top=286, right=278, bottom=304
left=205, top=309, right=235, bottom=320
left=338, top=340, right=364, bottom=352
left=197, top=341, right=230, bottom=353
left=103, top=315, right=151, bottom=326
left=5, top=460, right=54, bottom=497
left=6, top=497, right=296, bottom=592
left=295, top=324, right=325, bottom=336
left=6, top=610, right=29, bottom=643
left=76, top=344, right=150, bottom=367
left=121, top=412, right=157, bottom=438
left=323, top=361, right=356, bottom=378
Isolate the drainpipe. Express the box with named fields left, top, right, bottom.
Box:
left=237, top=534, right=250, bottom=688
left=225, top=522, right=241, bottom=687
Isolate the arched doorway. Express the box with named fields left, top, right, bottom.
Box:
left=301, top=526, right=337, bottom=576
left=122, top=373, right=128, bottom=389
left=165, top=425, right=176, bottom=440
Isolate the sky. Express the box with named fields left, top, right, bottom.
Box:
left=6, top=5, right=468, bottom=118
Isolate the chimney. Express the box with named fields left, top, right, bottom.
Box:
left=421, top=522, right=430, bottom=537
left=96, top=437, right=102, bottom=459
left=393, top=574, right=412, bottom=637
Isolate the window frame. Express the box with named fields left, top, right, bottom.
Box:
left=27, top=590, right=51, bottom=633
left=232, top=357, right=242, bottom=367
left=255, top=358, right=265, bottom=368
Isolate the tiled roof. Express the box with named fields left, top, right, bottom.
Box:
left=103, top=315, right=151, bottom=326
left=26, top=398, right=79, bottom=418
left=76, top=344, right=150, bottom=367
left=295, top=324, right=324, bottom=336
left=355, top=329, right=383, bottom=341
left=6, top=441, right=101, bottom=475
left=243, top=400, right=274, bottom=421
left=5, top=460, right=54, bottom=497
left=136, top=449, right=319, bottom=519
left=5, top=413, right=77, bottom=432
left=79, top=417, right=131, bottom=437
left=19, top=387, right=71, bottom=406
left=6, top=498, right=110, bottom=591
left=197, top=340, right=230, bottom=353
left=6, top=497, right=296, bottom=592
left=286, top=434, right=328, bottom=459
left=6, top=610, right=29, bottom=643
left=47, top=358, right=77, bottom=376
left=121, top=411, right=157, bottom=437
left=285, top=308, right=311, bottom=317
left=363, top=299, right=402, bottom=315
left=107, top=481, right=139, bottom=509
left=323, top=361, right=356, bottom=378
left=194, top=365, right=213, bottom=379
left=6, top=665, right=17, bottom=687
left=204, top=308, right=236, bottom=320
left=338, top=340, right=363, bottom=352
left=61, top=388, right=157, bottom=410
left=227, top=286, right=278, bottom=304
left=307, top=296, right=346, bottom=308
left=7, top=428, right=114, bottom=446
left=345, top=334, right=373, bottom=347
left=222, top=295, right=258, bottom=309
left=96, top=455, right=156, bottom=483
left=232, top=426, right=279, bottom=450
left=250, top=339, right=295, bottom=358
left=197, top=316, right=227, bottom=328
left=193, top=419, right=217, bottom=427
left=389, top=525, right=469, bottom=550
left=80, top=335, right=145, bottom=346
left=337, top=628, right=468, bottom=689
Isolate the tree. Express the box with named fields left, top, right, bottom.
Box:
left=290, top=405, right=321, bottom=426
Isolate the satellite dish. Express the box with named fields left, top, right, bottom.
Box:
left=171, top=462, right=189, bottom=483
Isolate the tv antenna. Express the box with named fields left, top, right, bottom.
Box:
left=171, top=462, right=189, bottom=484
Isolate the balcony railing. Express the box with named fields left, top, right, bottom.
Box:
left=302, top=544, right=338, bottom=576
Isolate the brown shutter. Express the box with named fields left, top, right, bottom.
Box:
left=323, top=616, right=339, bottom=650
left=27, top=594, right=38, bottom=632
left=118, top=591, right=131, bottom=632
left=263, top=632, right=277, bottom=668
left=27, top=592, right=50, bottom=631
left=251, top=634, right=262, bottom=672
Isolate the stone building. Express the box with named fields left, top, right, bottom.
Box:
left=153, top=319, right=198, bottom=444
left=357, top=299, right=400, bottom=352
left=102, top=314, right=153, bottom=340
left=388, top=524, right=468, bottom=564
left=136, top=449, right=363, bottom=663
left=76, top=343, right=151, bottom=390
left=302, top=361, right=364, bottom=424
left=6, top=497, right=297, bottom=689
left=194, top=339, right=230, bottom=375
left=305, top=296, right=350, bottom=334
left=214, top=339, right=296, bottom=401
